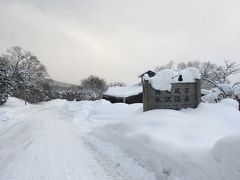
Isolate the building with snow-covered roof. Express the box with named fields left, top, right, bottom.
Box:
left=103, top=68, right=211, bottom=107
left=103, top=84, right=143, bottom=104
left=103, top=70, right=157, bottom=104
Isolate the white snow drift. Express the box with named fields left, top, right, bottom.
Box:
left=0, top=97, right=240, bottom=180
left=90, top=98, right=240, bottom=180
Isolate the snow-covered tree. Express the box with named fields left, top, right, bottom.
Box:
left=215, top=60, right=240, bottom=84
left=155, top=60, right=240, bottom=90
left=0, top=57, right=14, bottom=105
left=154, top=60, right=175, bottom=72
left=233, top=82, right=240, bottom=99
left=80, top=75, right=108, bottom=100
left=2, top=46, right=50, bottom=104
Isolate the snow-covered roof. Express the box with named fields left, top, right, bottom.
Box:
left=143, top=67, right=201, bottom=91
left=104, top=84, right=142, bottom=98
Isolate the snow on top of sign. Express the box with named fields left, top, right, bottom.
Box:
left=179, top=67, right=201, bottom=82
left=104, top=84, right=142, bottom=98
left=144, top=67, right=201, bottom=91
left=142, top=74, right=150, bottom=81
left=148, top=69, right=178, bottom=91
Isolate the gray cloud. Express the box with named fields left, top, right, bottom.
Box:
left=0, top=0, right=240, bottom=84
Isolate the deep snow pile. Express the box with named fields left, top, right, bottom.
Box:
left=0, top=98, right=155, bottom=180
left=54, top=99, right=142, bottom=134
left=89, top=99, right=240, bottom=180
left=1, top=98, right=240, bottom=180
left=0, top=98, right=44, bottom=132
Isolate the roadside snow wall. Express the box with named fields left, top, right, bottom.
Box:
left=90, top=98, right=240, bottom=180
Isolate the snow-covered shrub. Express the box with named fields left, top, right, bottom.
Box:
left=201, top=84, right=233, bottom=103
left=233, top=83, right=240, bottom=99
left=201, top=91, right=219, bottom=103
left=212, top=136, right=240, bottom=179
left=214, top=84, right=233, bottom=98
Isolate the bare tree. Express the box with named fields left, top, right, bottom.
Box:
left=177, top=62, right=187, bottom=70
left=109, top=82, right=127, bottom=87
left=154, top=60, right=175, bottom=72
left=2, top=46, right=49, bottom=104
left=3, top=46, right=48, bottom=80
left=155, top=60, right=240, bottom=90
left=80, top=75, right=108, bottom=100
left=214, top=60, right=240, bottom=84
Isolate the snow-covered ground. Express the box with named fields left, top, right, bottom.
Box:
left=0, top=98, right=240, bottom=180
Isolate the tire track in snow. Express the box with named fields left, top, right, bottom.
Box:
left=80, top=136, right=133, bottom=180
left=80, top=135, right=156, bottom=180
left=0, top=105, right=156, bottom=180
left=66, top=121, right=134, bottom=180
left=0, top=122, right=23, bottom=137
left=0, top=107, right=113, bottom=180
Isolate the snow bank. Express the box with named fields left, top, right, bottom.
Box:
left=42, top=98, right=142, bottom=134
left=2, top=97, right=240, bottom=180
left=91, top=99, right=240, bottom=180
left=145, top=67, right=201, bottom=91
left=0, top=97, right=36, bottom=122
left=220, top=98, right=239, bottom=110
left=212, top=136, right=240, bottom=179
left=104, top=84, right=142, bottom=97
left=1, top=97, right=26, bottom=107
left=95, top=99, right=240, bottom=150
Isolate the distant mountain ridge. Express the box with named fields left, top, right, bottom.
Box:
left=45, top=78, right=79, bottom=90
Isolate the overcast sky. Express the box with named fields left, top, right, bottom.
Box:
left=0, top=0, right=240, bottom=84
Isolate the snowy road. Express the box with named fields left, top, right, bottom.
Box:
left=2, top=98, right=240, bottom=180
left=0, top=101, right=156, bottom=180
